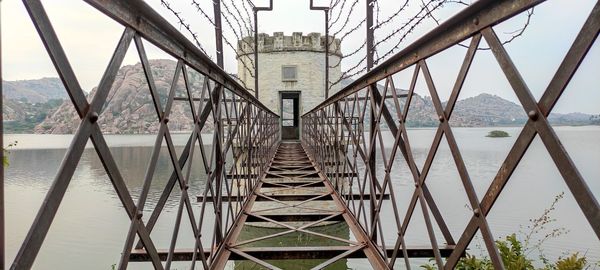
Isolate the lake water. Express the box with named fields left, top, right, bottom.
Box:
left=4, top=127, right=600, bottom=269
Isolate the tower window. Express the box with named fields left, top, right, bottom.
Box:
left=282, top=66, right=297, bottom=82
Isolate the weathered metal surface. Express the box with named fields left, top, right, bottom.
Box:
left=129, top=245, right=457, bottom=261
left=12, top=1, right=279, bottom=270
left=198, top=193, right=389, bottom=202
left=250, top=0, right=273, bottom=98
left=7, top=0, right=598, bottom=269
left=302, top=1, right=600, bottom=269
left=309, top=0, right=330, bottom=98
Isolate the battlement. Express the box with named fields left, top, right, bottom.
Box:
left=237, top=32, right=342, bottom=57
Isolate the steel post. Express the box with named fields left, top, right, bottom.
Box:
left=253, top=10, right=258, bottom=98
left=366, top=0, right=377, bottom=244
left=325, top=10, right=330, bottom=98
left=213, top=0, right=224, bottom=68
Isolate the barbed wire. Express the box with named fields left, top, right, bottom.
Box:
left=160, top=0, right=209, bottom=55
left=456, top=6, right=535, bottom=50
left=161, top=0, right=253, bottom=89
left=329, top=0, right=343, bottom=12
left=331, top=0, right=361, bottom=34
left=335, top=18, right=367, bottom=46
left=220, top=0, right=258, bottom=70
left=241, top=0, right=255, bottom=35
left=329, top=39, right=366, bottom=69
left=329, top=62, right=368, bottom=89
left=221, top=0, right=247, bottom=41
left=373, top=0, right=409, bottom=31
left=183, top=0, right=255, bottom=83
left=219, top=0, right=262, bottom=94
left=228, top=0, right=253, bottom=37
left=372, top=0, right=440, bottom=50
left=163, top=0, right=533, bottom=93
left=224, top=0, right=256, bottom=48
left=332, top=0, right=534, bottom=87
left=329, top=0, right=351, bottom=30
left=325, top=0, right=367, bottom=70
left=329, top=0, right=447, bottom=88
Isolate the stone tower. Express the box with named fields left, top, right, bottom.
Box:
left=237, top=32, right=342, bottom=140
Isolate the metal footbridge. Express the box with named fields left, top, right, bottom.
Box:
left=4, top=0, right=600, bottom=269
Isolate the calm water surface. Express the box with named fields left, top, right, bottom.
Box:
left=5, top=127, right=600, bottom=269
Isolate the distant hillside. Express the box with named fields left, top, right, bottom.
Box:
left=3, top=78, right=67, bottom=103
left=35, top=59, right=213, bottom=134
left=4, top=99, right=63, bottom=133
left=338, top=78, right=596, bottom=128
left=4, top=59, right=596, bottom=134
left=2, top=78, right=67, bottom=133
left=448, top=93, right=528, bottom=127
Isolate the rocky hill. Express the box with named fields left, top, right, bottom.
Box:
left=35, top=59, right=213, bottom=134
left=22, top=59, right=598, bottom=134
left=338, top=78, right=592, bottom=128
left=448, top=93, right=528, bottom=127
left=2, top=78, right=67, bottom=133
left=3, top=78, right=67, bottom=103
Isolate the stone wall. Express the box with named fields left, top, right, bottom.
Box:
left=236, top=32, right=342, bottom=115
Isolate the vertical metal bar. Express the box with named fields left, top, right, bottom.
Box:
left=366, top=0, right=374, bottom=70
left=214, top=85, right=224, bottom=245
left=213, top=0, right=224, bottom=68
left=247, top=102, right=252, bottom=199
left=253, top=10, right=259, bottom=98
left=251, top=0, right=272, bottom=99
left=334, top=102, right=341, bottom=192
left=325, top=10, right=329, bottom=98
left=368, top=86, right=377, bottom=244
left=366, top=0, right=377, bottom=244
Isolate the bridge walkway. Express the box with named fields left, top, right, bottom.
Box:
left=206, top=141, right=453, bottom=269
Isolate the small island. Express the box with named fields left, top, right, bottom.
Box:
left=486, top=130, right=510, bottom=138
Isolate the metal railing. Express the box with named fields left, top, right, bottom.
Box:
left=9, top=0, right=279, bottom=269
left=302, top=0, right=600, bottom=269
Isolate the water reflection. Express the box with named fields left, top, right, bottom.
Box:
left=233, top=222, right=351, bottom=269
left=5, top=127, right=600, bottom=269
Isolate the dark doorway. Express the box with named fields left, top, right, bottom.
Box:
left=280, top=92, right=300, bottom=140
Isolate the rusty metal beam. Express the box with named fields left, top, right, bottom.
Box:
left=129, top=245, right=457, bottom=262
left=197, top=193, right=389, bottom=202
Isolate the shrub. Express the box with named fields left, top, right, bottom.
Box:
left=420, top=193, right=598, bottom=270
left=553, top=253, right=587, bottom=270
left=486, top=130, right=510, bottom=137
left=496, top=234, right=534, bottom=270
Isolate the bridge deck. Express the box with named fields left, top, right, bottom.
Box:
left=130, top=142, right=455, bottom=268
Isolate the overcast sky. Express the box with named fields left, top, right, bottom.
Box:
left=1, top=0, right=598, bottom=114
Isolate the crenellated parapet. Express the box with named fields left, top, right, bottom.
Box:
left=237, top=32, right=342, bottom=57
